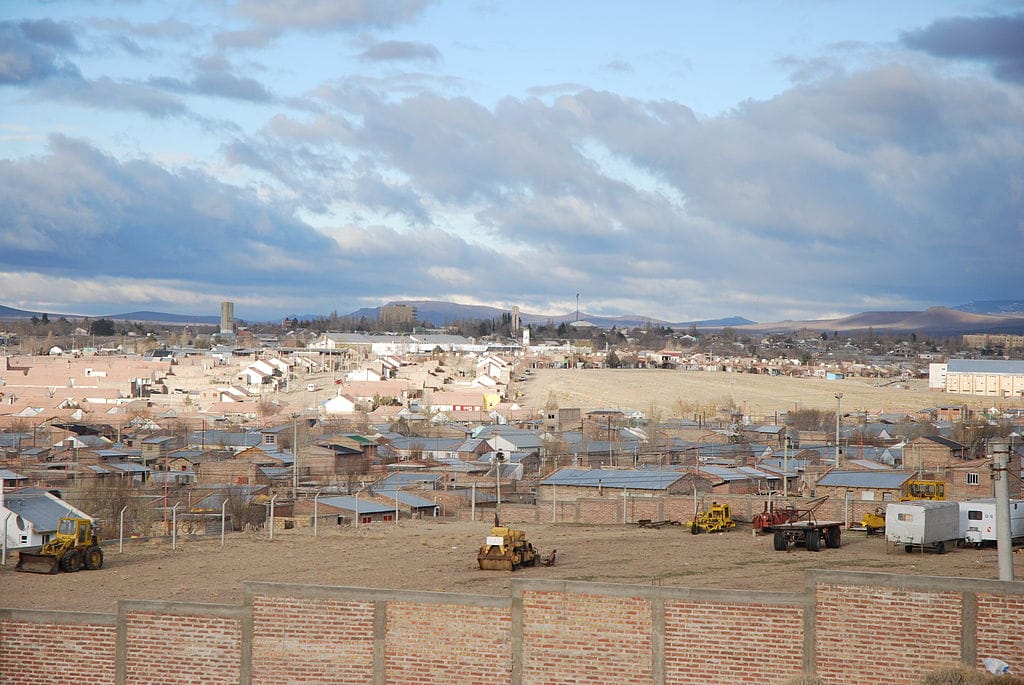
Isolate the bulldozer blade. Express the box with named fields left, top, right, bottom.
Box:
left=15, top=553, right=60, bottom=574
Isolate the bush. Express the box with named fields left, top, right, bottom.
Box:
left=920, top=662, right=987, bottom=685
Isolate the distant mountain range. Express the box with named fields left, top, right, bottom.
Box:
left=737, top=306, right=1024, bottom=335
left=1, top=299, right=1022, bottom=335
left=346, top=299, right=751, bottom=329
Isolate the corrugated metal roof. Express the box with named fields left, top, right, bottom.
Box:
left=377, top=473, right=444, bottom=489
left=816, top=470, right=914, bottom=488
left=540, top=468, right=685, bottom=490
left=2, top=490, right=83, bottom=532
left=319, top=496, right=394, bottom=514
left=0, top=469, right=27, bottom=480
left=699, top=465, right=764, bottom=482
left=947, top=359, right=1024, bottom=375
left=376, top=489, right=438, bottom=509
left=107, top=462, right=152, bottom=473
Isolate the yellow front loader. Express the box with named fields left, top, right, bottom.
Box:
left=16, top=516, right=104, bottom=575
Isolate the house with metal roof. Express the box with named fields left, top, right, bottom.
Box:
left=1, top=488, right=91, bottom=549
left=374, top=489, right=440, bottom=518
left=537, top=467, right=690, bottom=501
left=813, top=470, right=916, bottom=502
left=318, top=495, right=397, bottom=525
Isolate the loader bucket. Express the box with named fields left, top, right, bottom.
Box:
left=15, top=552, right=60, bottom=574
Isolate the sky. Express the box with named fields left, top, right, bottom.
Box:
left=1, top=1, right=1023, bottom=325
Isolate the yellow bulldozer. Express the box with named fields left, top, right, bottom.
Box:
left=16, top=516, right=104, bottom=575
left=688, top=502, right=736, bottom=534
left=860, top=480, right=947, bottom=535
left=477, top=517, right=538, bottom=571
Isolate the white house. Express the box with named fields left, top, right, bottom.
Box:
left=322, top=393, right=358, bottom=414
left=1, top=488, right=92, bottom=550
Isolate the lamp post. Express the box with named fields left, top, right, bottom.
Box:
left=834, top=393, right=844, bottom=467
left=291, top=414, right=299, bottom=500
left=495, top=451, right=505, bottom=521
left=783, top=435, right=791, bottom=498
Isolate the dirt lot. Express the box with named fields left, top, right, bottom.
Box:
left=3, top=371, right=1013, bottom=613
left=3, top=520, right=1021, bottom=614
left=517, top=368, right=992, bottom=417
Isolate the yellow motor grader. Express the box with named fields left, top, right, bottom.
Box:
left=477, top=517, right=538, bottom=571
left=16, top=516, right=104, bottom=574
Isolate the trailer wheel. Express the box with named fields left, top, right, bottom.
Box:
left=904, top=544, right=914, bottom=553
left=935, top=541, right=946, bottom=554
left=806, top=529, right=821, bottom=552
left=825, top=526, right=841, bottom=549
left=773, top=530, right=788, bottom=551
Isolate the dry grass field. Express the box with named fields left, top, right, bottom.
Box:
left=517, top=368, right=995, bottom=418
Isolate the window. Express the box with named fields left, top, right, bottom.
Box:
left=968, top=510, right=983, bottom=521
left=966, top=473, right=980, bottom=486
left=264, top=433, right=276, bottom=445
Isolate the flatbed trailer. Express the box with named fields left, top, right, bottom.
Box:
left=771, top=520, right=843, bottom=552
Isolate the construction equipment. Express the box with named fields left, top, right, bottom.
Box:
left=477, top=517, right=538, bottom=571
left=861, top=507, right=887, bottom=535
left=688, top=502, right=736, bottom=534
left=16, top=516, right=104, bottom=575
left=770, top=497, right=843, bottom=552
left=752, top=501, right=801, bottom=533
left=857, top=481, right=946, bottom=535
left=901, top=480, right=946, bottom=501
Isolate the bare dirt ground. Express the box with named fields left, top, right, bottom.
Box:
left=517, top=368, right=991, bottom=417
left=3, top=520, right=1022, bottom=614
left=3, top=371, right=1014, bottom=613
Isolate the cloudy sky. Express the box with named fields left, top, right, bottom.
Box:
left=1, top=1, right=1022, bottom=324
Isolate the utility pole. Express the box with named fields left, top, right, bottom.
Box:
left=834, top=393, right=844, bottom=467
left=991, top=439, right=1014, bottom=581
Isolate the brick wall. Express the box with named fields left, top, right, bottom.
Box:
left=811, top=573, right=966, bottom=684
left=0, top=611, right=116, bottom=685
left=521, top=588, right=653, bottom=685
left=385, top=601, right=511, bottom=685
left=3, top=573, right=1024, bottom=684
left=250, top=591, right=376, bottom=685
left=123, top=603, right=244, bottom=685
left=974, top=592, right=1024, bottom=670
left=664, top=600, right=803, bottom=684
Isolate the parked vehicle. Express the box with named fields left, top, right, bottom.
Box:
left=769, top=497, right=842, bottom=552
left=688, top=502, right=736, bottom=534
left=959, top=498, right=1024, bottom=548
left=16, top=517, right=104, bottom=574
left=885, top=501, right=959, bottom=554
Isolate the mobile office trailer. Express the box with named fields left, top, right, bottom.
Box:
left=885, top=500, right=960, bottom=554
left=959, top=498, right=1024, bottom=548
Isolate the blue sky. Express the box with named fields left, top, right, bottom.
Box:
left=1, top=1, right=1022, bottom=324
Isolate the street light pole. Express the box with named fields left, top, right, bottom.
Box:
left=834, top=393, right=844, bottom=467
left=292, top=414, right=299, bottom=500
left=495, top=451, right=505, bottom=522
left=783, top=435, right=790, bottom=498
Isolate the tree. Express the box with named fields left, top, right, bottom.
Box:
left=604, top=350, right=621, bottom=368
left=89, top=318, right=116, bottom=336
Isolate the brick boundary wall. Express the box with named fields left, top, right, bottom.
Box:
left=455, top=494, right=893, bottom=528
left=2, top=573, right=1023, bottom=684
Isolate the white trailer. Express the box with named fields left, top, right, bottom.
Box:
left=885, top=501, right=960, bottom=554
left=959, top=498, right=1024, bottom=548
